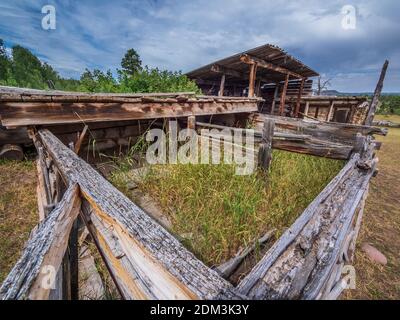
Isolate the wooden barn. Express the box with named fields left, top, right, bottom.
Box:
left=186, top=44, right=370, bottom=124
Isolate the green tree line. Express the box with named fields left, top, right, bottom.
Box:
left=377, top=95, right=400, bottom=115
left=0, top=39, right=199, bottom=93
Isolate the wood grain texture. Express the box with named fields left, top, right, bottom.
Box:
left=0, top=184, right=80, bottom=300
left=0, top=100, right=259, bottom=127
left=38, top=129, right=241, bottom=300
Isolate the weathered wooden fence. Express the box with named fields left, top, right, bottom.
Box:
left=0, top=113, right=380, bottom=299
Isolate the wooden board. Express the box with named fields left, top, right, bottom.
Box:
left=37, top=129, right=240, bottom=300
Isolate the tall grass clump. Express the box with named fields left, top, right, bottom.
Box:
left=110, top=150, right=344, bottom=266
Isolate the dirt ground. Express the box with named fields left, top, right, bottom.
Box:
left=0, top=117, right=399, bottom=298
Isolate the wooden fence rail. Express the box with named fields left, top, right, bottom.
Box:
left=1, top=119, right=379, bottom=300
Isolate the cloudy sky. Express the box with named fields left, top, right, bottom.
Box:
left=0, top=0, right=399, bottom=92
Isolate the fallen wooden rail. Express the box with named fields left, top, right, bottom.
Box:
left=237, top=140, right=377, bottom=299
left=251, top=113, right=387, bottom=145
left=0, top=184, right=81, bottom=299
left=196, top=121, right=354, bottom=160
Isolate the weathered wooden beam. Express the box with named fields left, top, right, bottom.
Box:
left=270, top=84, right=280, bottom=115
left=37, top=129, right=241, bottom=300
left=279, top=74, right=290, bottom=116
left=196, top=121, right=353, bottom=160
left=74, top=125, right=88, bottom=154
left=237, top=149, right=376, bottom=299
left=294, top=78, right=305, bottom=117
left=258, top=119, right=274, bottom=170
left=211, top=64, right=243, bottom=79
left=326, top=101, right=335, bottom=122
left=248, top=63, right=258, bottom=97
left=218, top=73, right=226, bottom=96
left=364, top=60, right=389, bottom=125
left=0, top=184, right=81, bottom=300
left=304, top=101, right=310, bottom=116
left=240, top=54, right=304, bottom=79
left=0, top=99, right=260, bottom=127
left=187, top=116, right=196, bottom=130
left=251, top=114, right=388, bottom=145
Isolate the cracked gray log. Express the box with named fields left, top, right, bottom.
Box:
left=251, top=113, right=388, bottom=145
left=0, top=144, right=24, bottom=160
left=37, top=129, right=241, bottom=300
left=196, top=121, right=353, bottom=160
left=237, top=145, right=377, bottom=299
left=258, top=119, right=274, bottom=170
left=364, top=60, right=389, bottom=126
left=0, top=184, right=81, bottom=300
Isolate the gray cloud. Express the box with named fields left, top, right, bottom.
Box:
left=0, top=0, right=399, bottom=91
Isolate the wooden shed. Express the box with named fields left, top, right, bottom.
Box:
left=186, top=44, right=370, bottom=124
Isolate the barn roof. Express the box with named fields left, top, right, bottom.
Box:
left=186, top=44, right=319, bottom=85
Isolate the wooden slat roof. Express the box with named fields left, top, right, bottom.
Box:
left=186, top=44, right=319, bottom=84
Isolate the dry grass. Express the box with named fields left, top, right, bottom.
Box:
left=375, top=114, right=400, bottom=123
left=111, top=150, right=343, bottom=266
left=0, top=160, right=37, bottom=283
left=343, top=118, right=400, bottom=299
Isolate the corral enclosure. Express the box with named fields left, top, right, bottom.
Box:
left=0, top=83, right=386, bottom=300
left=0, top=42, right=390, bottom=301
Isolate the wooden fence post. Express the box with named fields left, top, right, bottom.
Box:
left=188, top=116, right=196, bottom=130
left=258, top=119, right=275, bottom=171
left=364, top=60, right=389, bottom=125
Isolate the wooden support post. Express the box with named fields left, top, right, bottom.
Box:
left=365, top=60, right=389, bottom=125
left=326, top=101, right=335, bottom=122
left=187, top=116, right=196, bottom=130
left=74, top=125, right=88, bottom=154
left=248, top=63, right=257, bottom=97
left=294, top=78, right=305, bottom=117
left=255, top=80, right=261, bottom=97
left=315, top=107, right=320, bottom=119
left=258, top=119, right=275, bottom=171
left=218, top=74, right=226, bottom=96
left=279, top=74, right=290, bottom=116
left=271, top=84, right=279, bottom=115
left=304, top=101, right=310, bottom=117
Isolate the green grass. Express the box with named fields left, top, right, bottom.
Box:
left=110, top=150, right=344, bottom=266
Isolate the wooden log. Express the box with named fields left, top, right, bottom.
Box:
left=251, top=114, right=387, bottom=144
left=294, top=78, right=305, bottom=117
left=0, top=184, right=81, bottom=300
left=187, top=116, right=196, bottom=130
left=258, top=119, right=274, bottom=170
left=326, top=101, right=335, bottom=122
left=364, top=60, right=389, bottom=125
left=37, top=129, right=241, bottom=300
left=0, top=143, right=24, bottom=160
left=236, top=155, right=360, bottom=297
left=279, top=74, right=290, bottom=116
left=0, top=100, right=259, bottom=127
left=74, top=125, right=88, bottom=154
left=270, top=84, right=280, bottom=115
left=0, top=126, right=30, bottom=145
left=304, top=101, right=310, bottom=116
left=248, top=63, right=258, bottom=97
left=240, top=54, right=304, bottom=79
left=196, top=121, right=353, bottom=160
left=218, top=74, right=226, bottom=97
left=237, top=150, right=376, bottom=300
